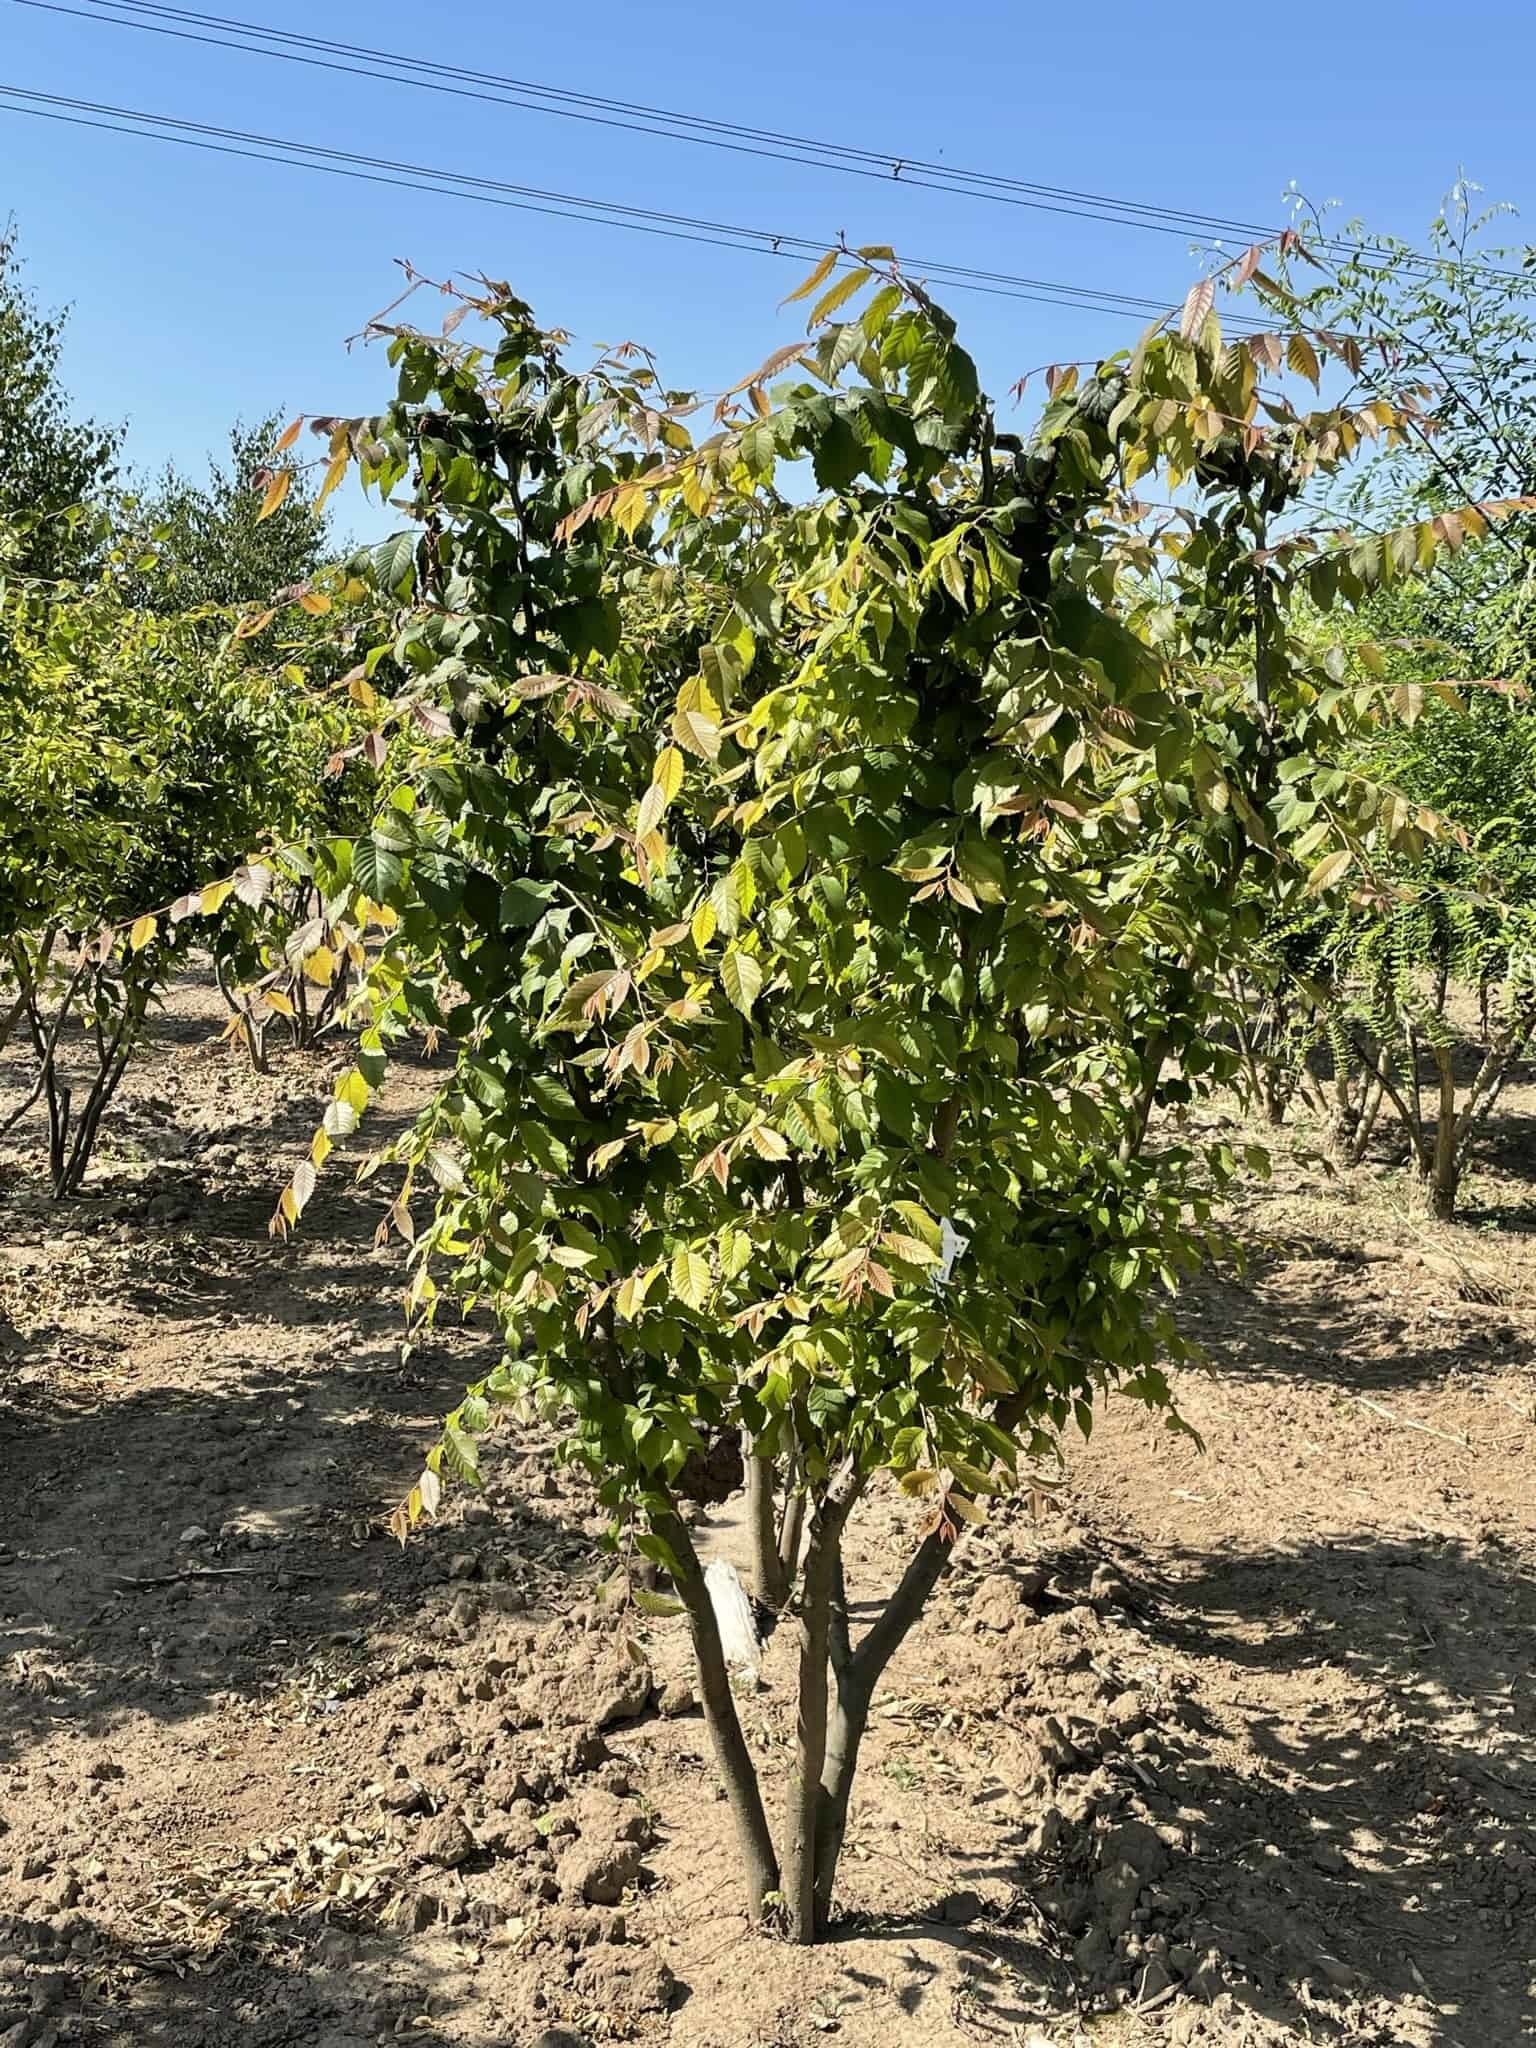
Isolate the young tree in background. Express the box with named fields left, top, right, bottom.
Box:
left=0, top=225, right=120, bottom=579
left=126, top=413, right=332, bottom=612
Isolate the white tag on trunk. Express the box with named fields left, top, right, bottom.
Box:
left=704, top=1558, right=762, bottom=1684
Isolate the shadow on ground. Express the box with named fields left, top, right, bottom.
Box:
left=810, top=1529, right=1534, bottom=2048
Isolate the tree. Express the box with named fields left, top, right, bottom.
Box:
left=0, top=532, right=371, bottom=1194
left=124, top=413, right=333, bottom=613
left=264, top=250, right=1489, bottom=1940
left=1288, top=653, right=1536, bottom=1216
left=1255, top=194, right=1536, bottom=1211
left=0, top=226, right=120, bottom=579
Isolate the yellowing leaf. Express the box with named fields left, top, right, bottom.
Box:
left=654, top=745, right=685, bottom=801
left=900, top=1468, right=940, bottom=1496
left=1306, top=847, right=1353, bottom=894
left=807, top=265, right=873, bottom=329
left=780, top=248, right=839, bottom=308
left=302, top=945, right=338, bottom=986
left=199, top=879, right=233, bottom=915
left=890, top=1200, right=942, bottom=1250
left=297, top=589, right=331, bottom=616
left=1286, top=332, right=1321, bottom=388
left=263, top=988, right=296, bottom=1018
left=128, top=913, right=157, bottom=954
left=691, top=900, right=718, bottom=951
left=674, top=704, right=722, bottom=760
left=881, top=1230, right=940, bottom=1268
left=670, top=1247, right=712, bottom=1310
left=339, top=1067, right=371, bottom=1114
left=315, top=450, right=349, bottom=513
left=274, top=416, right=303, bottom=452
left=720, top=948, right=762, bottom=1016
left=257, top=468, right=293, bottom=521
left=1178, top=276, right=1215, bottom=342
left=636, top=781, right=668, bottom=838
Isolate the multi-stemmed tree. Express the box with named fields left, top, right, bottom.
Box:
left=264, top=249, right=1491, bottom=1937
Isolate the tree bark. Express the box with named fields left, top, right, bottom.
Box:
left=1351, top=1032, right=1430, bottom=1173
left=1117, top=1033, right=1169, bottom=1167
left=652, top=1507, right=778, bottom=1921
left=777, top=1460, right=806, bottom=1587
left=782, top=1469, right=862, bottom=1943
left=745, top=1449, right=788, bottom=1610
left=58, top=981, right=144, bottom=1197
left=1430, top=1043, right=1460, bottom=1222
left=1347, top=1073, right=1385, bottom=1166
left=813, top=1516, right=958, bottom=1929
left=2, top=948, right=88, bottom=1139
left=1405, top=1025, right=1426, bottom=1169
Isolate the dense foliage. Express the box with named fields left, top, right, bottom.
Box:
left=0, top=534, right=368, bottom=1191
left=124, top=413, right=334, bottom=614
left=3, top=202, right=1528, bottom=1936
left=1250, top=193, right=1536, bottom=1211
left=0, top=229, right=120, bottom=581
left=246, top=246, right=1492, bottom=1937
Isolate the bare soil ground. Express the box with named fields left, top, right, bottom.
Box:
left=1, top=980, right=1532, bottom=2048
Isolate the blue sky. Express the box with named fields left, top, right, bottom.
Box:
left=7, top=0, right=1536, bottom=528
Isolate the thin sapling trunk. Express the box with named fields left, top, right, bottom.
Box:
left=651, top=1507, right=778, bottom=1921
left=745, top=1448, right=788, bottom=1610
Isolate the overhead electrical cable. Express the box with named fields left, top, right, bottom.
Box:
left=0, top=82, right=1280, bottom=334
left=14, top=0, right=1278, bottom=243
left=16, top=0, right=1535, bottom=287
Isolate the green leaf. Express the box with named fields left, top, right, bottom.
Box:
left=502, top=879, right=558, bottom=926
left=372, top=530, right=416, bottom=596
left=632, top=1584, right=686, bottom=1618
left=352, top=834, right=405, bottom=899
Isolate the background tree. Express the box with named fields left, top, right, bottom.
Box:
left=1255, top=192, right=1536, bottom=1211
left=124, top=413, right=333, bottom=612
left=0, top=534, right=373, bottom=1195
left=0, top=225, right=120, bottom=580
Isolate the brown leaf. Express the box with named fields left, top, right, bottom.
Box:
left=1178, top=277, right=1215, bottom=342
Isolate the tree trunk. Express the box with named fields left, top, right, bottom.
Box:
left=1352, top=1032, right=1430, bottom=1175
left=1405, top=1025, right=1425, bottom=1168
left=1430, top=1045, right=1460, bottom=1222
left=1347, top=1073, right=1385, bottom=1166
left=0, top=930, right=56, bottom=1062
left=813, top=1517, right=958, bottom=1929
left=745, top=1450, right=788, bottom=1610
left=783, top=1524, right=836, bottom=1942
left=653, top=1507, right=778, bottom=1920
left=0, top=980, right=28, bottom=1061
left=57, top=990, right=142, bottom=1197
left=782, top=1472, right=861, bottom=1943
left=1117, top=1033, right=1168, bottom=1167
left=777, top=1476, right=806, bottom=1587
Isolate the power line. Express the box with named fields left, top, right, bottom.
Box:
left=0, top=82, right=1278, bottom=335
left=15, top=0, right=1273, bottom=245
left=17, top=0, right=1535, bottom=291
